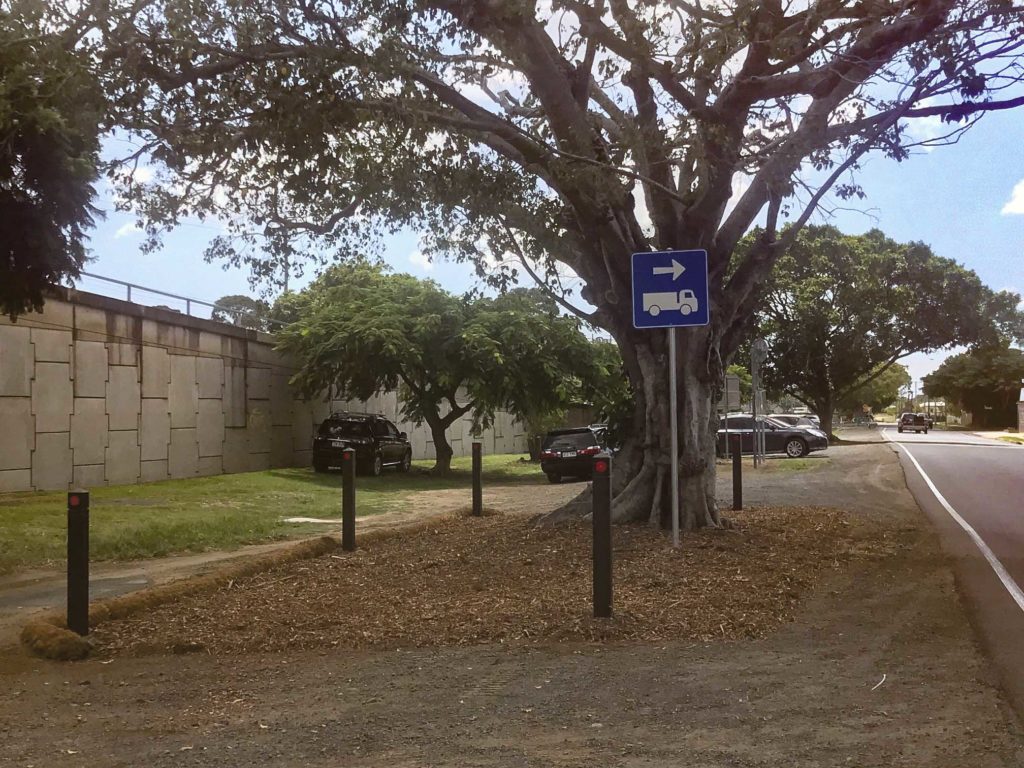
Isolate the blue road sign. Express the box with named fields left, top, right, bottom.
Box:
left=631, top=249, right=709, bottom=329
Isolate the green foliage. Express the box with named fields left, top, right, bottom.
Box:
left=0, top=2, right=103, bottom=318
left=754, top=225, right=1022, bottom=431
left=836, top=364, right=911, bottom=415
left=211, top=294, right=273, bottom=331
left=726, top=364, right=752, bottom=404
left=923, top=346, right=1024, bottom=429
left=275, top=265, right=599, bottom=468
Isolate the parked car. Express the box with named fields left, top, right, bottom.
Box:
left=540, top=426, right=609, bottom=483
left=897, top=412, right=929, bottom=434
left=768, top=413, right=820, bottom=429
left=716, top=414, right=829, bottom=458
left=313, top=412, right=412, bottom=475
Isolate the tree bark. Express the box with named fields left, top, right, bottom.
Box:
left=546, top=325, right=723, bottom=531
left=815, top=395, right=835, bottom=441
left=424, top=416, right=455, bottom=475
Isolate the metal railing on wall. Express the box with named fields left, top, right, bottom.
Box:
left=74, top=271, right=285, bottom=330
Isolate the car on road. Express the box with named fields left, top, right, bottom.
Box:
left=897, top=412, right=929, bottom=434
left=716, top=414, right=829, bottom=458
left=313, top=412, right=412, bottom=475
left=540, top=426, right=610, bottom=483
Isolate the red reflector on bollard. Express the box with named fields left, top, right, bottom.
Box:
left=342, top=453, right=351, bottom=460
left=594, top=460, right=609, bottom=474
left=69, top=495, right=80, bottom=507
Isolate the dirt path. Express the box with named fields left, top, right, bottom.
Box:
left=1, top=442, right=1022, bottom=766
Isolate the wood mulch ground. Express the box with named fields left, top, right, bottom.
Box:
left=91, top=506, right=854, bottom=656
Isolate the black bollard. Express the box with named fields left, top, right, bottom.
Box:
left=592, top=452, right=612, bottom=618
left=342, top=448, right=356, bottom=551
left=732, top=433, right=743, bottom=511
left=67, top=490, right=90, bottom=636
left=471, top=441, right=483, bottom=516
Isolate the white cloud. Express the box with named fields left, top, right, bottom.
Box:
left=131, top=166, right=154, bottom=184
left=1000, top=178, right=1024, bottom=215
left=408, top=249, right=434, bottom=272
left=114, top=222, right=142, bottom=239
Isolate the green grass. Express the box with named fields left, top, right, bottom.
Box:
left=715, top=455, right=830, bottom=472
left=0, top=454, right=543, bottom=574
left=997, top=435, right=1024, bottom=445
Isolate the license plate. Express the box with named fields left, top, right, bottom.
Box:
left=561, top=451, right=577, bottom=458
left=331, top=440, right=346, bottom=448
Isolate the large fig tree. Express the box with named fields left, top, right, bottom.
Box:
left=97, top=0, right=1024, bottom=527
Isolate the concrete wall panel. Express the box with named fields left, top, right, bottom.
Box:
left=70, top=398, right=108, bottom=466
left=223, top=362, right=247, bottom=428
left=197, top=356, right=224, bottom=399
left=31, top=328, right=73, bottom=363
left=0, top=398, right=33, bottom=471
left=107, top=366, right=141, bottom=431
left=0, top=325, right=32, bottom=396
left=197, top=399, right=225, bottom=457
left=168, top=355, right=198, bottom=429
left=32, top=362, right=73, bottom=433
left=141, top=346, right=170, bottom=398
left=140, top=399, right=170, bottom=461
left=73, top=464, right=106, bottom=489
left=0, top=469, right=32, bottom=492
left=168, top=428, right=198, bottom=478
left=33, top=432, right=72, bottom=490
left=198, top=455, right=223, bottom=477
left=141, top=459, right=169, bottom=483
left=74, top=340, right=108, bottom=398
left=247, top=366, right=271, bottom=401
left=105, top=430, right=140, bottom=486
left=222, top=428, right=249, bottom=474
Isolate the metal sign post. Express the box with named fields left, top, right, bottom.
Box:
left=668, top=327, right=679, bottom=547
left=750, top=338, right=768, bottom=467
left=631, top=250, right=710, bottom=546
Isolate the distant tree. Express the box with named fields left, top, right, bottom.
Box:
left=0, top=3, right=103, bottom=319
left=923, top=346, right=1024, bottom=429
left=835, top=364, right=911, bottom=417
left=276, top=266, right=597, bottom=473
left=754, top=226, right=1022, bottom=438
left=726, top=364, right=753, bottom=406
left=211, top=294, right=272, bottom=331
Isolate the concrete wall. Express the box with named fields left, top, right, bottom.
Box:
left=0, top=290, right=527, bottom=492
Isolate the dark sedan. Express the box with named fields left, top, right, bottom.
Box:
left=716, top=414, right=829, bottom=458
left=540, top=426, right=608, bottom=483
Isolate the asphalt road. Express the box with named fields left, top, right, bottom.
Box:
left=881, top=425, right=1024, bottom=715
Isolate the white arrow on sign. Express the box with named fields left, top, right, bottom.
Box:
left=652, top=259, right=686, bottom=280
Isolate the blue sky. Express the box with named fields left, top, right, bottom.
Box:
left=81, top=107, right=1023, bottom=384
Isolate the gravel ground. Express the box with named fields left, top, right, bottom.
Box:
left=1, top=442, right=1022, bottom=767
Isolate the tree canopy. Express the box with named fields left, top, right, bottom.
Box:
left=94, top=0, right=1024, bottom=527
left=275, top=264, right=600, bottom=472
left=754, top=225, right=1022, bottom=436
left=211, top=294, right=273, bottom=331
left=1, top=1, right=103, bottom=319
left=923, top=346, right=1024, bottom=429
left=835, top=364, right=911, bottom=416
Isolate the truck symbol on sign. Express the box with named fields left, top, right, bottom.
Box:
left=643, top=289, right=699, bottom=317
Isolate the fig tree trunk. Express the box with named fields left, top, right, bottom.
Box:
left=576, top=324, right=723, bottom=530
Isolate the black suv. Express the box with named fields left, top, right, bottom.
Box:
left=540, top=426, right=609, bottom=483
left=313, top=412, right=412, bottom=475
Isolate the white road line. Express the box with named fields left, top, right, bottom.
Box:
left=887, top=434, right=1024, bottom=614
